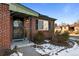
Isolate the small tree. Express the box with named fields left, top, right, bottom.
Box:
left=33, top=31, right=45, bottom=44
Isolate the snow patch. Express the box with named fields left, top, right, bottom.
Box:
left=58, top=42, right=79, bottom=56
left=10, top=52, right=23, bottom=56
left=69, top=37, right=79, bottom=41
left=35, top=44, right=65, bottom=55
left=34, top=41, right=79, bottom=56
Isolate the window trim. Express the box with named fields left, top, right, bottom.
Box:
left=36, top=19, right=49, bottom=31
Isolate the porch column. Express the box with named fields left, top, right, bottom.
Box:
left=49, top=20, right=55, bottom=40
left=30, top=17, right=37, bottom=41
left=24, top=16, right=37, bottom=41
left=0, top=4, right=11, bottom=48
left=24, top=17, right=32, bottom=41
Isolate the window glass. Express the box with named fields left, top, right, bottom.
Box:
left=38, top=20, right=43, bottom=30
left=13, top=20, right=22, bottom=27
left=43, top=20, right=49, bottom=30
left=14, top=20, right=19, bottom=27
left=38, top=20, right=49, bottom=30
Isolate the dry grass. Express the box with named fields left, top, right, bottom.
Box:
left=49, top=31, right=71, bottom=47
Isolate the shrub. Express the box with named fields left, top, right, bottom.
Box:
left=61, top=32, right=69, bottom=41
left=50, top=31, right=69, bottom=46
left=33, top=31, right=45, bottom=44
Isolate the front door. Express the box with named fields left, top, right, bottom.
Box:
left=13, top=17, right=24, bottom=40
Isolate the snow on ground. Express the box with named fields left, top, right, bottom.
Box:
left=26, top=43, right=35, bottom=46
left=69, top=37, right=79, bottom=41
left=58, top=42, right=79, bottom=56
left=34, top=41, right=79, bottom=56
left=11, top=37, right=79, bottom=56
left=11, top=42, right=35, bottom=49
left=10, top=52, right=23, bottom=56
left=35, top=44, right=65, bottom=55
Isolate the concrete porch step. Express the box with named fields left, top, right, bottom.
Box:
left=11, top=39, right=32, bottom=49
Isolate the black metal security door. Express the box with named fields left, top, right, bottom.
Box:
left=13, top=18, right=24, bottom=39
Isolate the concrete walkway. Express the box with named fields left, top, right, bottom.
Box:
left=19, top=46, right=41, bottom=56
left=11, top=39, right=40, bottom=56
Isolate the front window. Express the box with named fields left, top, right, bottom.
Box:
left=36, top=19, right=49, bottom=30
left=38, top=20, right=43, bottom=30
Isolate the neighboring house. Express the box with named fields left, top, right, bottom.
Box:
left=55, top=26, right=62, bottom=32
left=68, top=25, right=75, bottom=34
left=67, top=24, right=79, bottom=34
left=55, top=23, right=79, bottom=34
left=0, top=3, right=57, bottom=49
left=61, top=25, right=69, bottom=33
left=74, top=23, right=79, bottom=32
left=55, top=25, right=69, bottom=33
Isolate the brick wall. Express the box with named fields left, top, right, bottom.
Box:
left=0, top=3, right=11, bottom=48
left=24, top=17, right=37, bottom=40
left=31, top=17, right=37, bottom=38
left=24, top=16, right=55, bottom=41
left=30, top=17, right=54, bottom=40
left=0, top=3, right=55, bottom=49
left=24, top=17, right=30, bottom=39
left=24, top=17, right=55, bottom=40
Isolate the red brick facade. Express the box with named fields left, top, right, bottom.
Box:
left=31, top=17, right=37, bottom=38
left=24, top=17, right=31, bottom=39
left=0, top=3, right=55, bottom=49
left=0, top=4, right=11, bottom=48
left=24, top=17, right=37, bottom=40
left=24, top=17, right=54, bottom=40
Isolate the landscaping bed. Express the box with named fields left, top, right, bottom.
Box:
left=33, top=40, right=77, bottom=56
left=32, top=31, right=75, bottom=56
left=34, top=43, right=66, bottom=56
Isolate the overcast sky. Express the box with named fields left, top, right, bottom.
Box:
left=22, top=3, right=79, bottom=25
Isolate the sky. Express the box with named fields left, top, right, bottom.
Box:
left=21, top=3, right=79, bottom=25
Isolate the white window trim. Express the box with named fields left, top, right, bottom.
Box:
left=38, top=19, right=49, bottom=31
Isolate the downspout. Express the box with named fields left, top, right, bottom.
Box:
left=52, top=20, right=55, bottom=40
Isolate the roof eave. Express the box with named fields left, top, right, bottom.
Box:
left=39, top=14, right=57, bottom=21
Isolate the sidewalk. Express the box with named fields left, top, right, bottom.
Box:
left=18, top=46, right=41, bottom=56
